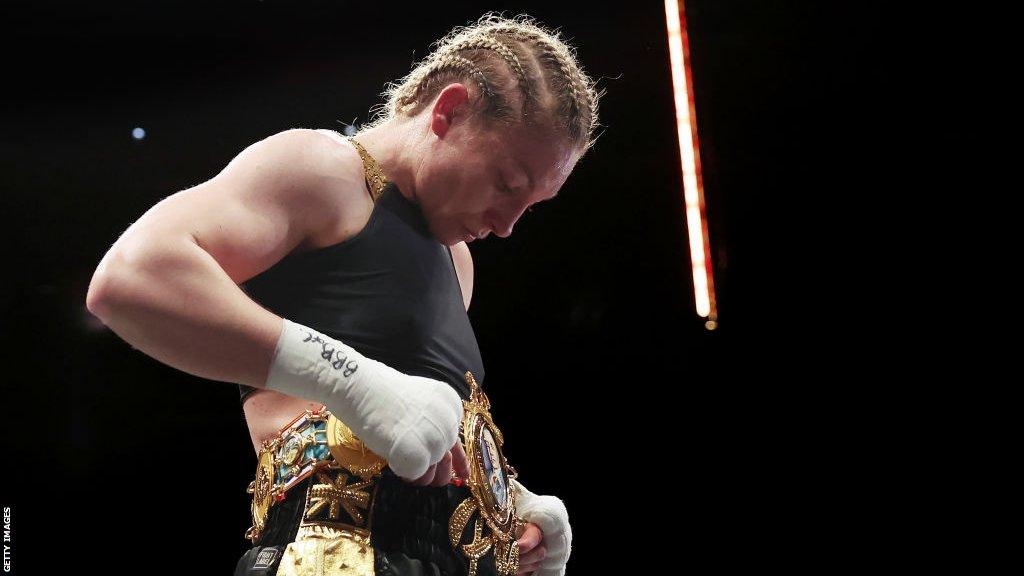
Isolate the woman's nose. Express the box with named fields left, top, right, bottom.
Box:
left=489, top=204, right=529, bottom=238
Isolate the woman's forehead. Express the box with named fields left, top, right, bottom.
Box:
left=482, top=136, right=577, bottom=198
left=488, top=126, right=574, bottom=162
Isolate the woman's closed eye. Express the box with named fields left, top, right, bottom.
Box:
left=498, top=181, right=534, bottom=213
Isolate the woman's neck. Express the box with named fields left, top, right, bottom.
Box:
left=352, top=122, right=419, bottom=204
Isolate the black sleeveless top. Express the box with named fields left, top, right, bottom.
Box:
left=238, top=180, right=484, bottom=404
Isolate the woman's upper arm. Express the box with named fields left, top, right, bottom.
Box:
left=105, top=128, right=360, bottom=285
left=451, top=241, right=474, bottom=310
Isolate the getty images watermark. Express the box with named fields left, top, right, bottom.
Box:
left=3, top=506, right=11, bottom=573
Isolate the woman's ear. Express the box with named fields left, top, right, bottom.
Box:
left=430, top=83, right=473, bottom=139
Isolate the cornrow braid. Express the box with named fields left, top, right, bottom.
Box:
left=425, top=34, right=536, bottom=125
left=484, top=24, right=596, bottom=148
left=442, top=35, right=529, bottom=96
left=396, top=53, right=495, bottom=112
left=356, top=12, right=604, bottom=154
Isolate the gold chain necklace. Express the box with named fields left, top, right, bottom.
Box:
left=346, top=136, right=390, bottom=202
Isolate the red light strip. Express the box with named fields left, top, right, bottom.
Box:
left=665, top=0, right=718, bottom=328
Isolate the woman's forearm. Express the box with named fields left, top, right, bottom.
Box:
left=86, top=234, right=282, bottom=388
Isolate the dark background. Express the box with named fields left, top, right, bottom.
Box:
left=1, top=1, right=878, bottom=573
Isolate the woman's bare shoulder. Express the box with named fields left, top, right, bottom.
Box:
left=313, top=128, right=351, bottom=146
left=291, top=128, right=376, bottom=253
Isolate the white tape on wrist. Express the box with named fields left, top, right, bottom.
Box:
left=265, top=318, right=464, bottom=479
left=513, top=478, right=572, bottom=573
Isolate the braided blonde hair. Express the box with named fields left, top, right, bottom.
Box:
left=355, top=12, right=605, bottom=154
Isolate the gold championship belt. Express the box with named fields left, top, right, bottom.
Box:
left=449, top=371, right=524, bottom=576
left=245, top=372, right=522, bottom=576
left=245, top=406, right=387, bottom=545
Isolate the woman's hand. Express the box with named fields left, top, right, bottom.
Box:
left=510, top=479, right=571, bottom=576
left=400, top=440, right=471, bottom=487
left=516, top=522, right=546, bottom=575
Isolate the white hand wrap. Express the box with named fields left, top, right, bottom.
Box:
left=264, top=318, right=464, bottom=480
left=512, top=478, right=572, bottom=575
